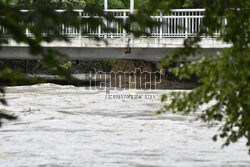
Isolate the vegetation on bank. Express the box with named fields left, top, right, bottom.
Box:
left=0, top=60, right=116, bottom=74
left=2, top=0, right=203, bottom=9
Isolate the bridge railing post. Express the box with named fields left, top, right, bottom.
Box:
left=103, top=17, right=107, bottom=38
left=78, top=11, right=82, bottom=38
left=110, top=21, right=113, bottom=38
left=123, top=11, right=126, bottom=38
left=98, top=24, right=101, bottom=38
left=185, top=17, right=188, bottom=38
left=104, top=0, right=108, bottom=38
left=160, top=11, right=163, bottom=38
left=25, top=28, right=29, bottom=36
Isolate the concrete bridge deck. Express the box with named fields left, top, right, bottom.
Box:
left=0, top=38, right=230, bottom=61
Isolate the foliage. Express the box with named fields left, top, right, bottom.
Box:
left=0, top=111, right=16, bottom=127
left=85, top=0, right=125, bottom=9
left=0, top=0, right=112, bottom=125
left=130, top=0, right=250, bottom=153
left=51, top=0, right=86, bottom=9
left=121, top=0, right=149, bottom=9
left=4, top=0, right=86, bottom=9
left=108, top=0, right=125, bottom=9
left=183, top=0, right=194, bottom=8
left=85, top=0, right=149, bottom=9
left=41, top=60, right=72, bottom=74
left=85, top=0, right=103, bottom=9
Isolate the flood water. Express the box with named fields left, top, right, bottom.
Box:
left=0, top=84, right=249, bottom=167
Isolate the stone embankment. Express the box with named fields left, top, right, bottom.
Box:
left=110, top=60, right=197, bottom=90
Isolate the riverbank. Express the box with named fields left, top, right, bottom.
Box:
left=0, top=60, right=198, bottom=89
left=0, top=73, right=197, bottom=89
left=28, top=73, right=197, bottom=90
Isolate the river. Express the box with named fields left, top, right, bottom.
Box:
left=0, top=84, right=249, bottom=166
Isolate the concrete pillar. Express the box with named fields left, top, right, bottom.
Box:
left=24, top=60, right=29, bottom=73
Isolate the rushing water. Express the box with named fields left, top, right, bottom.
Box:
left=0, top=84, right=249, bottom=167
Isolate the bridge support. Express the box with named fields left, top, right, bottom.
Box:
left=76, top=60, right=80, bottom=65
left=24, top=60, right=29, bottom=73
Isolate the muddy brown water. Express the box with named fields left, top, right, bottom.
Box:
left=0, top=84, right=249, bottom=167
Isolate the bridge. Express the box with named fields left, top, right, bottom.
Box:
left=0, top=9, right=230, bottom=61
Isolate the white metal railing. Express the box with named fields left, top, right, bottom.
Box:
left=0, top=9, right=222, bottom=38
